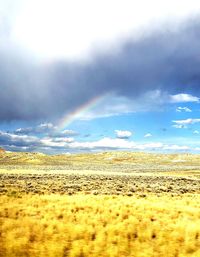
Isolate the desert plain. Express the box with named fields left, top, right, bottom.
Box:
left=0, top=150, right=200, bottom=257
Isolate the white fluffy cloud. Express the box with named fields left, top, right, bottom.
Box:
left=176, top=107, right=192, bottom=112
left=144, top=133, right=152, bottom=138
left=115, top=130, right=132, bottom=139
left=41, top=137, right=74, bottom=147
left=170, top=94, right=199, bottom=103
left=69, top=139, right=191, bottom=152
left=70, top=137, right=136, bottom=150
left=172, top=118, right=200, bottom=125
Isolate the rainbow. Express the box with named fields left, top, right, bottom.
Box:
left=57, top=93, right=109, bottom=130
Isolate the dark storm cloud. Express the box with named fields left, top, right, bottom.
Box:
left=91, top=20, right=200, bottom=96
left=1, top=17, right=200, bottom=121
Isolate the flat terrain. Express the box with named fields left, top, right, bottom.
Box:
left=0, top=151, right=200, bottom=256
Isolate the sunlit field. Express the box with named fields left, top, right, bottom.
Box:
left=0, top=151, right=200, bottom=257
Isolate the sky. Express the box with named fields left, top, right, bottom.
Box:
left=1, top=0, right=200, bottom=153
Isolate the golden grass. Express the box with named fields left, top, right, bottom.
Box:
left=1, top=151, right=200, bottom=166
left=0, top=151, right=200, bottom=256
left=1, top=193, right=200, bottom=257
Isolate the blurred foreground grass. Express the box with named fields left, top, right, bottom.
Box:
left=0, top=193, right=200, bottom=257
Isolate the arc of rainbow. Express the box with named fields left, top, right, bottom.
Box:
left=57, top=93, right=110, bottom=130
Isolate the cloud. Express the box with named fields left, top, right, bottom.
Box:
left=49, top=129, right=79, bottom=138
left=176, top=107, right=192, bottom=112
left=61, top=130, right=78, bottom=136
left=172, top=118, right=200, bottom=125
left=1, top=17, right=200, bottom=121
left=172, top=124, right=186, bottom=129
left=135, top=142, right=164, bottom=150
left=0, top=131, right=40, bottom=147
left=0, top=130, right=197, bottom=153
left=144, top=133, right=152, bottom=138
left=193, top=130, right=199, bottom=134
left=14, top=123, right=56, bottom=134
left=40, top=137, right=74, bottom=148
left=66, top=138, right=191, bottom=152
left=11, top=0, right=200, bottom=60
left=0, top=130, right=75, bottom=151
left=162, top=145, right=190, bottom=151
left=70, top=137, right=136, bottom=150
left=115, top=130, right=132, bottom=139
left=170, top=94, right=199, bottom=103
left=14, top=123, right=78, bottom=137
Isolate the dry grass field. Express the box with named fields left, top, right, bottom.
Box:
left=0, top=151, right=200, bottom=257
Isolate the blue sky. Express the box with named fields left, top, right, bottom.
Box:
left=0, top=0, right=200, bottom=153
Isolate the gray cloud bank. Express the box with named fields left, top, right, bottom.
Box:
left=0, top=129, right=194, bottom=154
left=0, top=123, right=199, bottom=153
left=1, top=17, right=200, bottom=121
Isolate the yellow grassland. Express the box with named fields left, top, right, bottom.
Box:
left=1, top=151, right=200, bottom=166
left=0, top=151, right=200, bottom=256
left=0, top=193, right=200, bottom=257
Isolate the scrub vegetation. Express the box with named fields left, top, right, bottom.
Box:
left=0, top=151, right=200, bottom=257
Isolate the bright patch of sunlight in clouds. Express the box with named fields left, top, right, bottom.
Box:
left=13, top=0, right=200, bottom=60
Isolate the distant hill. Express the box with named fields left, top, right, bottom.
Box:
left=0, top=147, right=5, bottom=154
left=0, top=150, right=200, bottom=167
